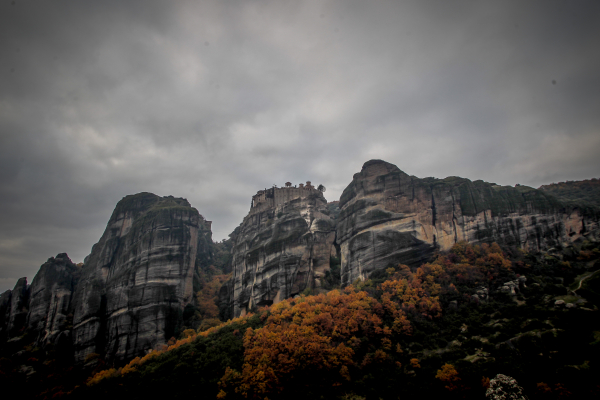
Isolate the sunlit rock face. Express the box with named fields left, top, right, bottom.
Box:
left=71, top=193, right=211, bottom=363
left=27, top=254, right=79, bottom=348
left=225, top=186, right=336, bottom=318
left=337, top=160, right=599, bottom=286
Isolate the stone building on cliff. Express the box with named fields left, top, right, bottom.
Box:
left=250, top=181, right=320, bottom=212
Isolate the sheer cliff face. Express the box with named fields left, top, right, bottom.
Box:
left=27, top=254, right=79, bottom=346
left=0, top=278, right=29, bottom=339
left=337, top=160, right=599, bottom=286
left=71, top=193, right=209, bottom=363
left=227, top=189, right=335, bottom=318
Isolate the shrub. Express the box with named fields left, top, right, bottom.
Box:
left=485, top=374, right=526, bottom=400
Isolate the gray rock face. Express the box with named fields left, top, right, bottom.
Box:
left=26, top=254, right=79, bottom=345
left=225, top=186, right=336, bottom=317
left=337, top=160, right=599, bottom=286
left=0, top=289, right=13, bottom=339
left=0, top=192, right=214, bottom=364
left=0, top=278, right=30, bottom=338
left=70, top=193, right=211, bottom=363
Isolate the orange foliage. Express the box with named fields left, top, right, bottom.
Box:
left=88, top=242, right=511, bottom=394
left=196, top=271, right=231, bottom=319
left=482, top=376, right=490, bottom=389
left=220, top=288, right=393, bottom=398
left=432, top=241, right=512, bottom=284
left=86, top=368, right=119, bottom=386
left=380, top=264, right=443, bottom=331
left=436, top=363, right=461, bottom=392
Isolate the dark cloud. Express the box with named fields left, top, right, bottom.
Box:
left=1, top=0, right=599, bottom=291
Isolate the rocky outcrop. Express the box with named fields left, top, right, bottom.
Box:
left=0, top=193, right=214, bottom=364
left=0, top=278, right=30, bottom=339
left=337, top=160, right=599, bottom=286
left=71, top=193, right=211, bottom=363
left=0, top=291, right=11, bottom=338
left=224, top=185, right=336, bottom=318
left=3, top=161, right=599, bottom=364
left=26, top=254, right=79, bottom=347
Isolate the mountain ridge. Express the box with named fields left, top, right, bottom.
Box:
left=1, top=159, right=599, bottom=363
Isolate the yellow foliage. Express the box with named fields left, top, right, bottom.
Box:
left=86, top=368, right=119, bottom=386
left=436, top=363, right=461, bottom=391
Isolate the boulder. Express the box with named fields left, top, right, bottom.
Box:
left=517, top=276, right=527, bottom=289
left=475, top=287, right=489, bottom=301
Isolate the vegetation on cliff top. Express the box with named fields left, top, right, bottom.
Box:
left=539, top=178, right=600, bottom=208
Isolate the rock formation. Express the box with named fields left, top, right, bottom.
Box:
left=2, top=160, right=599, bottom=364
left=0, top=278, right=30, bottom=339
left=0, top=192, right=213, bottom=364
left=337, top=160, right=599, bottom=286
left=223, top=184, right=336, bottom=318
left=27, top=254, right=79, bottom=347
left=71, top=193, right=211, bottom=363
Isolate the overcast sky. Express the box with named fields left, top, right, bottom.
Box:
left=1, top=0, right=599, bottom=292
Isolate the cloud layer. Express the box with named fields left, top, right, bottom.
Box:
left=1, top=0, right=599, bottom=291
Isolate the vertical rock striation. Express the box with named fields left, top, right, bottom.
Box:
left=224, top=185, right=336, bottom=318
left=337, top=160, right=599, bottom=286
left=3, top=161, right=599, bottom=365
left=71, top=193, right=211, bottom=363
left=0, top=192, right=214, bottom=364
left=27, top=254, right=79, bottom=348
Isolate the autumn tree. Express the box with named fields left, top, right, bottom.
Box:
left=219, top=288, right=394, bottom=399
left=436, top=363, right=461, bottom=392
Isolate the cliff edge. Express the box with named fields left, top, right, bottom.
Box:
left=337, top=160, right=599, bottom=285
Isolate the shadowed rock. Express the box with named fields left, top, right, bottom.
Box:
left=71, top=193, right=211, bottom=363
left=27, top=253, right=79, bottom=346
left=0, top=278, right=30, bottom=339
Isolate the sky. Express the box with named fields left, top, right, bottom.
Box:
left=1, top=0, right=599, bottom=292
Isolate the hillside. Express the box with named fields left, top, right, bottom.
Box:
left=65, top=240, right=600, bottom=400
left=539, top=178, right=600, bottom=208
